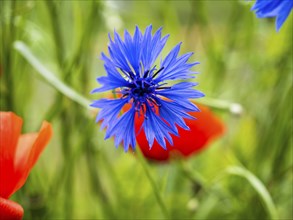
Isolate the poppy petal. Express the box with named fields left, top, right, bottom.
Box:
left=0, top=112, right=23, bottom=198
left=171, top=104, right=225, bottom=157
left=12, top=121, right=53, bottom=196
left=0, top=197, right=24, bottom=220
left=136, top=104, right=225, bottom=161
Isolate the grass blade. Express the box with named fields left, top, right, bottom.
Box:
left=14, top=41, right=91, bottom=109
left=225, top=166, right=278, bottom=220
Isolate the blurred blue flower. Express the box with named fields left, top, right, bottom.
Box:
left=91, top=25, right=204, bottom=151
left=251, top=0, right=293, bottom=31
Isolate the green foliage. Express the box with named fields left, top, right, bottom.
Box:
left=1, top=0, right=292, bottom=219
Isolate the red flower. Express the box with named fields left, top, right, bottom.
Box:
left=0, top=112, right=53, bottom=219
left=135, top=104, right=225, bottom=161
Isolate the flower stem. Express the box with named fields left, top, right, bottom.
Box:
left=136, top=148, right=169, bottom=219
left=14, top=41, right=91, bottom=110
left=197, top=97, right=243, bottom=115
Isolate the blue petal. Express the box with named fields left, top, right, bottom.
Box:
left=140, top=25, right=153, bottom=71
left=160, top=43, right=182, bottom=71
left=91, top=53, right=131, bottom=92
left=154, top=44, right=199, bottom=82
left=105, top=107, right=136, bottom=151
left=156, top=82, right=205, bottom=100
left=123, top=28, right=141, bottom=74
left=158, top=99, right=196, bottom=132
left=276, top=1, right=293, bottom=31
left=90, top=98, right=128, bottom=129
left=143, top=104, right=178, bottom=149
left=252, top=0, right=282, bottom=17
left=108, top=34, right=132, bottom=72
left=141, top=26, right=169, bottom=71
left=251, top=0, right=293, bottom=31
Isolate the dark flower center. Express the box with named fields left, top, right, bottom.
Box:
left=130, top=78, right=154, bottom=98
left=119, top=66, right=170, bottom=114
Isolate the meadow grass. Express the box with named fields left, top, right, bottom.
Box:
left=1, top=1, right=292, bottom=219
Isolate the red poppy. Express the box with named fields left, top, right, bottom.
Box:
left=0, top=112, right=53, bottom=219
left=134, top=104, right=225, bottom=161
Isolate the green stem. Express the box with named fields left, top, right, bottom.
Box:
left=14, top=41, right=91, bottom=110
left=197, top=97, right=243, bottom=115
left=178, top=160, right=206, bottom=192
left=136, top=148, right=169, bottom=219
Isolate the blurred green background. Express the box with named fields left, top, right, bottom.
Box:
left=0, top=0, right=292, bottom=219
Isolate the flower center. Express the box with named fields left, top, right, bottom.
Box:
left=131, top=78, right=153, bottom=98
left=120, top=66, right=170, bottom=114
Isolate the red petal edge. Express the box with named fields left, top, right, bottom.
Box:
left=0, top=197, right=24, bottom=220
left=12, top=121, right=53, bottom=196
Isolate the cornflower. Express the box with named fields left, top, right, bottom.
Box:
left=91, top=25, right=204, bottom=151
left=251, top=0, right=293, bottom=31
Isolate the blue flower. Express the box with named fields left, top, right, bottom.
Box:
left=91, top=25, right=204, bottom=151
left=251, top=0, right=293, bottom=31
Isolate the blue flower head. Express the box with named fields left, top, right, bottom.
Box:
left=251, top=0, right=293, bottom=31
left=91, top=25, right=204, bottom=151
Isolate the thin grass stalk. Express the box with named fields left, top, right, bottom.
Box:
left=1, top=1, right=16, bottom=111
left=211, top=166, right=278, bottom=220
left=45, top=1, right=65, bottom=67
left=136, top=148, right=169, bottom=219
left=45, top=2, right=75, bottom=218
